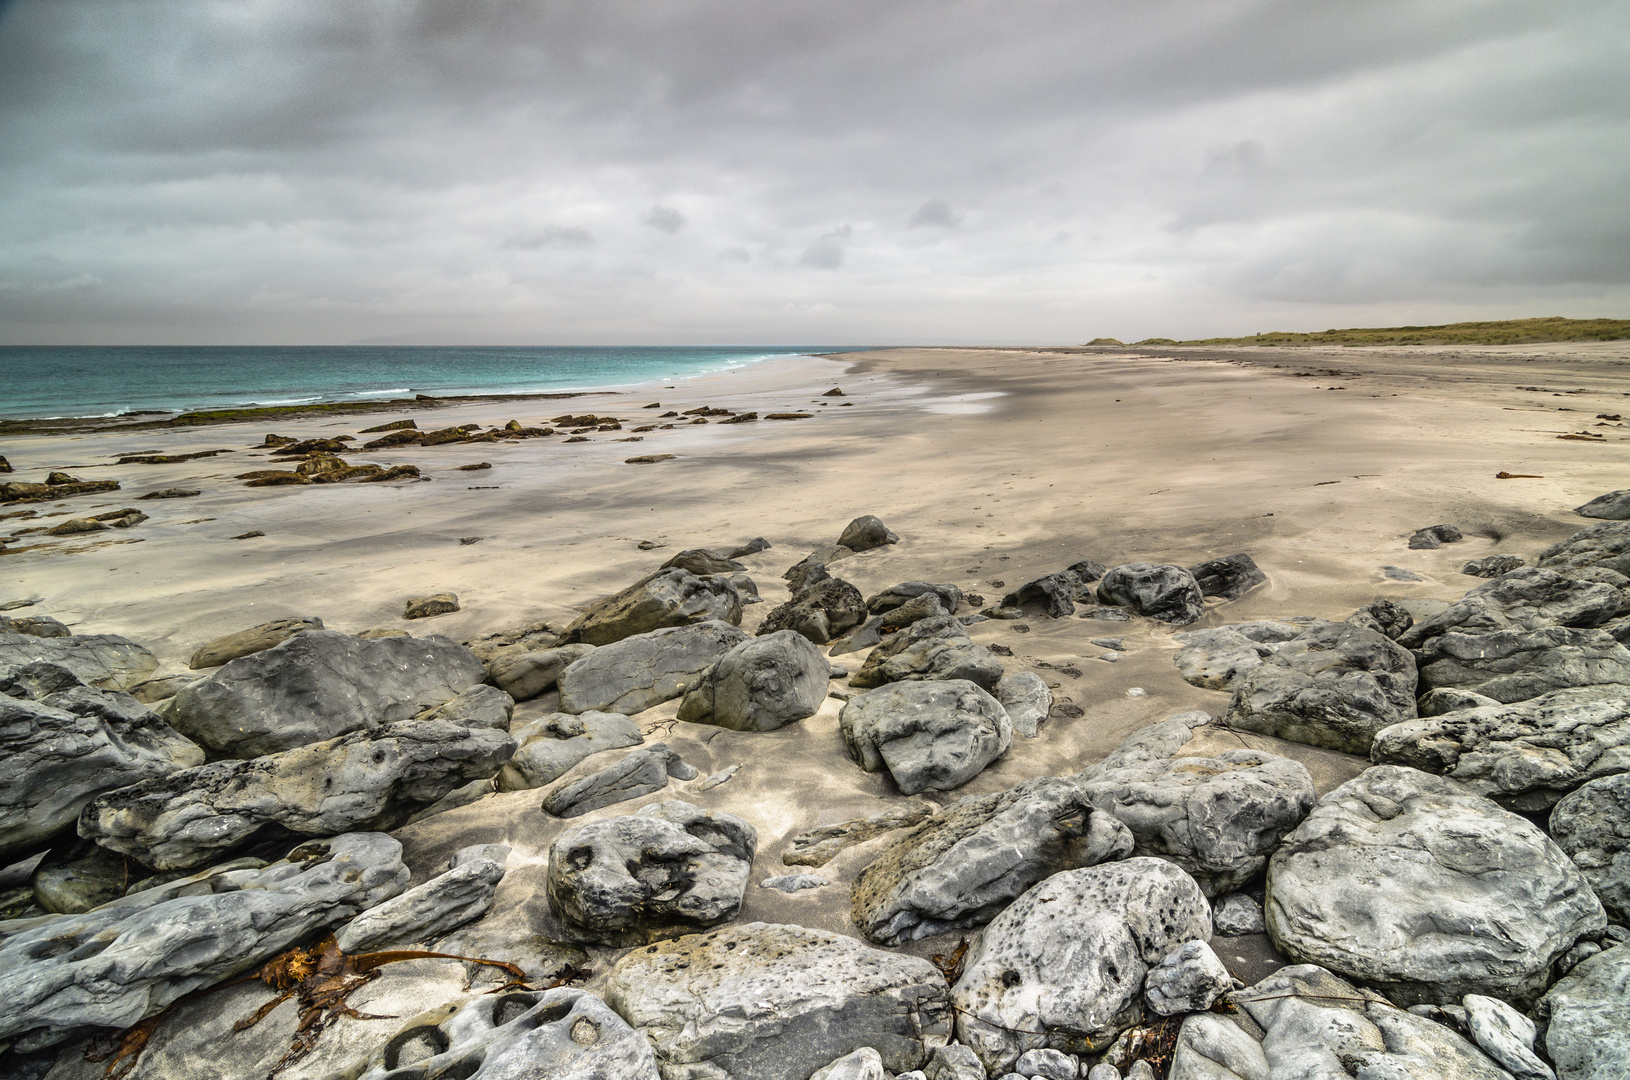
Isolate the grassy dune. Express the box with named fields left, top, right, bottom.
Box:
left=1089, top=316, right=1630, bottom=348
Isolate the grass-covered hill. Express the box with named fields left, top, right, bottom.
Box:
left=1086, top=316, right=1630, bottom=348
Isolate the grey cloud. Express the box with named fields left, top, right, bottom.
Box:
left=910, top=199, right=960, bottom=228
left=502, top=226, right=595, bottom=250
left=643, top=205, right=686, bottom=233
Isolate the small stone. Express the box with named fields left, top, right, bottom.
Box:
left=1014, top=1047, right=1079, bottom=1079
left=762, top=873, right=825, bottom=892
left=404, top=592, right=459, bottom=619
left=1382, top=565, right=1423, bottom=581
left=1126, top=687, right=1145, bottom=697
left=1212, top=892, right=1266, bottom=936
left=1091, top=638, right=1125, bottom=650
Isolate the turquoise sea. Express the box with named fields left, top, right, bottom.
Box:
left=0, top=345, right=861, bottom=420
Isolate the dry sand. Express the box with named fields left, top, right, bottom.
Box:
left=9, top=340, right=1630, bottom=1047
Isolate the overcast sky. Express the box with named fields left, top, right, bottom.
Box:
left=0, top=0, right=1625, bottom=345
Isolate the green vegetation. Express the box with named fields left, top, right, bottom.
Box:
left=1128, top=316, right=1630, bottom=347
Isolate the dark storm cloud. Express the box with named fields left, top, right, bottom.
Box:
left=0, top=0, right=1625, bottom=343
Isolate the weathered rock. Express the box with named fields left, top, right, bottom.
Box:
left=1187, top=554, right=1267, bottom=601
left=840, top=680, right=1013, bottom=794
left=1144, top=939, right=1231, bottom=1016
left=676, top=630, right=829, bottom=731
left=334, top=846, right=508, bottom=953
left=187, top=616, right=323, bottom=669
left=1371, top=687, right=1630, bottom=810
left=925, top=1043, right=985, bottom=1080
left=868, top=582, right=963, bottom=615
left=1550, top=771, right=1630, bottom=922
left=1003, top=573, right=1088, bottom=619
left=415, top=682, right=514, bottom=730
left=547, top=800, right=755, bottom=945
left=604, top=921, right=952, bottom=1080
left=499, top=710, right=643, bottom=791
left=404, top=592, right=460, bottom=619
left=1074, top=712, right=1316, bottom=896
left=1410, top=524, right=1464, bottom=549
left=0, top=832, right=407, bottom=1046
left=542, top=743, right=697, bottom=818
left=849, top=616, right=1004, bottom=691
left=167, top=630, right=486, bottom=758
left=852, top=776, right=1133, bottom=945
left=994, top=671, right=1052, bottom=738
left=557, top=621, right=748, bottom=715
left=82, top=719, right=515, bottom=870
left=0, top=632, right=157, bottom=692
left=487, top=642, right=596, bottom=701
left=0, top=687, right=202, bottom=860
left=1014, top=1048, right=1080, bottom=1080
left=1576, top=490, right=1630, bottom=520
left=1535, top=943, right=1630, bottom=1080
left=33, top=847, right=131, bottom=914
left=1462, top=993, right=1553, bottom=1080
left=1398, top=568, right=1621, bottom=648
left=762, top=872, right=825, bottom=892
left=783, top=802, right=935, bottom=867
left=1265, top=765, right=1605, bottom=1007
left=1171, top=621, right=1303, bottom=691
left=1418, top=686, right=1504, bottom=715
left=757, top=577, right=868, bottom=644
left=1347, top=596, right=1416, bottom=640
left=0, top=614, right=68, bottom=638
left=1539, top=519, right=1630, bottom=576
left=1414, top=626, right=1630, bottom=704
left=838, top=515, right=899, bottom=552
left=1465, top=554, right=1528, bottom=578
left=783, top=547, right=847, bottom=593
left=952, top=858, right=1212, bottom=1074
left=812, top=1047, right=889, bottom=1080
left=1226, top=620, right=1418, bottom=754
left=558, top=567, right=742, bottom=646
left=1211, top=892, right=1265, bottom=936
left=1097, top=563, right=1207, bottom=624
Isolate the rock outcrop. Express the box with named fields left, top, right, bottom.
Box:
left=1397, top=567, right=1621, bottom=648
left=1171, top=620, right=1303, bottom=691
left=756, top=577, right=868, bottom=644
left=1413, top=626, right=1630, bottom=704
left=0, top=631, right=157, bottom=692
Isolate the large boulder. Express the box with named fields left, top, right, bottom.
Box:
left=557, top=567, right=743, bottom=647
left=1538, top=519, right=1630, bottom=575
left=487, top=643, right=596, bottom=701
left=187, top=616, right=323, bottom=669
left=849, top=616, right=1004, bottom=691
left=557, top=620, right=748, bottom=715
left=604, top=922, right=951, bottom=1080
left=0, top=631, right=157, bottom=692
left=838, top=514, right=900, bottom=552
left=0, top=686, right=202, bottom=860
left=1226, top=620, right=1418, bottom=754
left=542, top=743, right=698, bottom=818
left=1414, top=626, right=1630, bottom=704
left=952, top=858, right=1212, bottom=1074
left=1550, top=772, right=1630, bottom=922
left=1371, top=686, right=1630, bottom=811
left=81, top=718, right=514, bottom=870
left=166, top=630, right=487, bottom=758
left=547, top=800, right=756, bottom=945
left=756, top=577, right=868, bottom=644
left=1397, top=567, right=1621, bottom=648
left=1535, top=944, right=1630, bottom=1080
left=1186, top=553, right=1267, bottom=601
left=1265, top=765, right=1605, bottom=1007
left=840, top=680, right=1013, bottom=794
left=1096, top=563, right=1206, bottom=624
left=1576, top=490, right=1630, bottom=520
left=677, top=629, right=829, bottom=731
left=851, top=776, right=1132, bottom=945
left=1074, top=712, right=1316, bottom=896
left=867, top=581, right=963, bottom=615
left=1171, top=620, right=1304, bottom=691
left=994, top=671, right=1052, bottom=737
left=498, top=710, right=643, bottom=790
left=1001, top=563, right=1104, bottom=619
left=335, top=844, right=509, bottom=953
left=0, top=832, right=407, bottom=1047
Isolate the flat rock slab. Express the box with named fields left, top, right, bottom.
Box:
left=557, top=620, right=748, bottom=715
left=557, top=567, right=742, bottom=647
left=0, top=632, right=157, bottom=692
left=187, top=616, right=322, bottom=669
left=1171, top=621, right=1303, bottom=691
left=1537, top=943, right=1630, bottom=1080
left=1398, top=567, right=1621, bottom=648
left=604, top=921, right=951, bottom=1080
left=542, top=743, right=697, bottom=818
left=840, top=679, right=1013, bottom=794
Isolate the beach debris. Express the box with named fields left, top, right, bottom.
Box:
left=823, top=387, right=846, bottom=396
left=1497, top=471, right=1544, bottom=478
left=1559, top=431, right=1605, bottom=441
left=765, top=412, right=813, bottom=420
left=625, top=453, right=675, bottom=463
left=404, top=593, right=460, bottom=619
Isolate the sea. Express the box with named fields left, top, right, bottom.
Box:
left=0, top=345, right=862, bottom=421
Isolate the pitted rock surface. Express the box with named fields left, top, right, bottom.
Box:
left=1096, top=563, right=1207, bottom=624
left=677, top=629, right=829, bottom=731
left=1397, top=567, right=1622, bottom=648
left=840, top=679, right=1013, bottom=794
left=849, top=616, right=1004, bottom=691
left=757, top=577, right=869, bottom=645
left=1412, top=626, right=1630, bottom=704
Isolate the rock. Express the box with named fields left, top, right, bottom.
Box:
left=0, top=832, right=407, bottom=1046
left=1397, top=567, right=1621, bottom=648
left=676, top=630, right=829, bottom=731
left=415, top=682, right=514, bottom=730
left=851, top=776, right=1133, bottom=945
left=0, top=614, right=68, bottom=638
left=840, top=679, right=1013, bottom=794
left=1462, top=993, right=1554, bottom=1080
left=850, top=616, right=1005, bottom=691
left=1085, top=1066, right=1120, bottom=1080
left=2, top=479, right=119, bottom=503
left=1539, top=519, right=1630, bottom=576
left=557, top=620, right=748, bottom=715
left=784, top=547, right=848, bottom=593
left=783, top=802, right=936, bottom=867
left=757, top=577, right=869, bottom=644
left=1382, top=565, right=1423, bottom=581
left=1074, top=713, right=1315, bottom=896
left=487, top=643, right=596, bottom=701
left=1171, top=621, right=1303, bottom=691
left=1414, top=626, right=1630, bottom=704
left=812, top=1047, right=888, bottom=1080
left=1465, top=554, right=1528, bottom=577
left=33, top=847, right=131, bottom=914
left=1265, top=765, right=1606, bottom=1007
left=1418, top=686, right=1504, bottom=715
left=0, top=632, right=157, bottom=692
left=662, top=548, right=747, bottom=575
left=1187, top=554, right=1267, bottom=600
left=604, top=921, right=951, bottom=1080
left=1535, top=944, right=1630, bottom=1080
left=1002, top=569, right=1092, bottom=619
left=333, top=847, right=507, bottom=953
left=1558, top=941, right=1603, bottom=975
left=1410, top=524, right=1464, bottom=549
left=728, top=572, right=761, bottom=604
left=558, top=567, right=742, bottom=647
left=838, top=514, right=899, bottom=552
left=0, top=687, right=202, bottom=861
left=1097, top=563, right=1207, bottom=624
left=952, top=858, right=1212, bottom=1074
left=47, top=516, right=109, bottom=535
left=82, top=719, right=515, bottom=870
left=499, top=710, right=643, bottom=791
left=546, top=800, right=755, bottom=945
left=404, top=592, right=460, bottom=619
left=994, top=671, right=1053, bottom=737
left=1015, top=1048, right=1079, bottom=1080
left=1550, top=771, right=1630, bottom=921
left=761, top=873, right=824, bottom=892
left=541, top=743, right=697, bottom=818
left=925, top=1043, right=986, bottom=1080
left=1211, top=893, right=1265, bottom=936
left=1576, top=490, right=1630, bottom=520
left=1144, top=939, right=1232, bottom=1016
left=166, top=630, right=486, bottom=758
left=1225, top=620, right=1418, bottom=754
left=1168, top=965, right=1519, bottom=1080
left=187, top=615, right=323, bottom=669
left=1347, top=596, right=1416, bottom=640
left=868, top=581, right=963, bottom=615
left=696, top=763, right=740, bottom=791
left=345, top=987, right=661, bottom=1080
left=1371, top=687, right=1630, bottom=811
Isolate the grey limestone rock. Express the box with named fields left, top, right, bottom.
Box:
left=1211, top=892, right=1265, bottom=936
left=782, top=802, right=935, bottom=867
left=849, top=616, right=1004, bottom=691
left=547, top=800, right=755, bottom=946
left=1171, top=621, right=1303, bottom=691
left=1462, top=993, right=1553, bottom=1080
left=851, top=776, right=1133, bottom=945
left=663, top=548, right=747, bottom=575
left=0, top=631, right=157, bottom=692
left=557, top=567, right=742, bottom=647
left=1097, top=563, right=1207, bottom=624
left=541, top=743, right=697, bottom=818
left=995, top=671, right=1052, bottom=737
left=1418, top=686, right=1504, bottom=715
left=952, top=857, right=1212, bottom=1074
left=487, top=642, right=596, bottom=701
left=1398, top=567, right=1621, bottom=648
left=1535, top=943, right=1630, bottom=1080
left=1265, top=765, right=1605, bottom=1007
left=1348, top=597, right=1416, bottom=640
left=838, top=514, right=900, bottom=552
left=0, top=832, right=408, bottom=1046
left=1539, top=519, right=1630, bottom=576
left=1576, top=490, right=1630, bottom=520
left=1414, top=626, right=1630, bottom=704
left=1003, top=568, right=1093, bottom=618
left=1465, top=554, right=1528, bottom=578
left=166, top=629, right=487, bottom=758
left=1015, top=1048, right=1080, bottom=1079
left=1144, top=939, right=1232, bottom=1017
left=812, top=1047, right=888, bottom=1080
left=0, top=614, right=68, bottom=638
left=757, top=577, right=868, bottom=645
left=1187, top=553, right=1267, bottom=601
left=604, top=921, right=951, bottom=1080
left=868, top=581, right=963, bottom=615
left=498, top=710, right=642, bottom=790
left=761, top=873, right=825, bottom=892
left=925, top=1042, right=985, bottom=1080
left=676, top=629, right=829, bottom=731
left=840, top=679, right=1013, bottom=794
left=335, top=846, right=508, bottom=953
left=1550, top=771, right=1630, bottom=922
left=187, top=616, right=322, bottom=669
left=82, top=718, right=515, bottom=870
left=557, top=620, right=748, bottom=715
left=415, top=682, right=514, bottom=730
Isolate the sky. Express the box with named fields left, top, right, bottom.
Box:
left=0, top=0, right=1626, bottom=346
